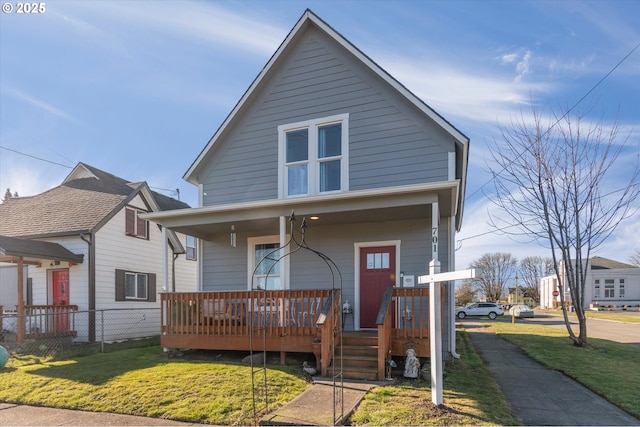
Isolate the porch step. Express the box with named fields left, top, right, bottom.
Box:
left=331, top=332, right=380, bottom=381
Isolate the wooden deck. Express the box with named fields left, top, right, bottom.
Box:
left=161, top=286, right=443, bottom=380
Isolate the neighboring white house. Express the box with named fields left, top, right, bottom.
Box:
left=540, top=256, right=640, bottom=309
left=0, top=163, right=197, bottom=342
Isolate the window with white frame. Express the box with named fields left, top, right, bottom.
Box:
left=115, top=269, right=156, bottom=302
left=125, top=272, right=148, bottom=300
left=594, top=284, right=600, bottom=299
left=619, top=279, right=625, bottom=298
left=248, top=237, right=285, bottom=290
left=604, top=279, right=615, bottom=298
left=278, top=114, right=349, bottom=198
left=186, top=235, right=197, bottom=261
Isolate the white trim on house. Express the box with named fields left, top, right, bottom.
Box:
left=353, top=240, right=401, bottom=331
left=278, top=113, right=350, bottom=199
left=247, top=235, right=290, bottom=290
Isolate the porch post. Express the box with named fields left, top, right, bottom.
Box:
left=429, top=201, right=443, bottom=405
left=161, top=226, right=168, bottom=292
left=16, top=257, right=25, bottom=345
left=279, top=216, right=287, bottom=288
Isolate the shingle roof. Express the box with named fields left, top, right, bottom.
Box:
left=0, top=163, right=188, bottom=238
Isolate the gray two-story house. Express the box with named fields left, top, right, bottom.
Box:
left=145, top=9, right=469, bottom=380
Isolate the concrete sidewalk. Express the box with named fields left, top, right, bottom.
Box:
left=259, top=378, right=377, bottom=426
left=0, top=402, right=199, bottom=426
left=463, top=322, right=640, bottom=426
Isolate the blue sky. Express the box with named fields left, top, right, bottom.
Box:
left=1, top=0, right=638, bottom=270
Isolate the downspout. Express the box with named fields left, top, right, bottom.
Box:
left=172, top=253, right=178, bottom=293
left=448, top=153, right=460, bottom=360
left=450, top=215, right=460, bottom=359
left=80, top=233, right=95, bottom=342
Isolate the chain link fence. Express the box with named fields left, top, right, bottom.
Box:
left=0, top=308, right=161, bottom=359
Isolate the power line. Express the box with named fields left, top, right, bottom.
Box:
left=0, top=144, right=73, bottom=169
left=466, top=40, right=640, bottom=201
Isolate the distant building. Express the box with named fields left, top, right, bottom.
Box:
left=540, top=257, right=640, bottom=309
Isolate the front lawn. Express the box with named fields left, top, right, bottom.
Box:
left=0, top=335, right=518, bottom=426
left=0, top=348, right=308, bottom=425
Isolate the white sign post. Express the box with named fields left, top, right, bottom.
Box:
left=418, top=267, right=477, bottom=405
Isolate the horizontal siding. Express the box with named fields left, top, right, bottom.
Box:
left=200, top=218, right=450, bottom=298
left=200, top=26, right=456, bottom=206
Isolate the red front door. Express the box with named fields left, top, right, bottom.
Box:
left=52, top=270, right=69, bottom=332
left=359, top=246, right=396, bottom=329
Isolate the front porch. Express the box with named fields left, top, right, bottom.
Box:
left=161, top=287, right=440, bottom=380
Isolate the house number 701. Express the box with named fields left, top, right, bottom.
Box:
left=432, top=227, right=438, bottom=252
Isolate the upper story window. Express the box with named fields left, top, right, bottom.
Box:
left=186, top=236, right=197, bottom=261
left=278, top=114, right=349, bottom=198
left=125, top=207, right=148, bottom=239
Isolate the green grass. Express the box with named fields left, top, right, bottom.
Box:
left=349, top=331, right=520, bottom=426
left=484, top=321, right=640, bottom=419
left=0, top=347, right=309, bottom=425
left=545, top=309, right=640, bottom=323
left=1, top=336, right=518, bottom=426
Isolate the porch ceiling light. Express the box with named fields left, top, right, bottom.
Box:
left=230, top=225, right=237, bottom=247
left=310, top=216, right=320, bottom=220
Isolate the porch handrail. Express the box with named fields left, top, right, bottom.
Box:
left=315, top=289, right=341, bottom=376
left=24, top=304, right=79, bottom=339
left=376, top=288, right=394, bottom=379
left=161, top=289, right=332, bottom=338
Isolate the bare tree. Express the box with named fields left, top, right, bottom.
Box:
left=455, top=281, right=476, bottom=306
left=630, top=250, right=640, bottom=267
left=519, top=256, right=554, bottom=306
left=489, top=105, right=639, bottom=346
left=469, top=253, right=518, bottom=302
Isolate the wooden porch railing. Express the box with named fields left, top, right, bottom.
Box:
left=315, top=289, right=341, bottom=376
left=161, top=289, right=339, bottom=373
left=24, top=305, right=79, bottom=340
left=377, top=287, right=442, bottom=379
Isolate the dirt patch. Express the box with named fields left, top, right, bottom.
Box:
left=410, top=399, right=454, bottom=417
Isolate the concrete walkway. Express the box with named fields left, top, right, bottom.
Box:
left=464, top=322, right=640, bottom=426
left=259, top=378, right=377, bottom=426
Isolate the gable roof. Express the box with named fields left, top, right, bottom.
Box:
left=0, top=163, right=189, bottom=241
left=184, top=9, right=469, bottom=188
left=0, top=234, right=84, bottom=264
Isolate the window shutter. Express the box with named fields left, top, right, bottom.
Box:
left=148, top=273, right=156, bottom=302
left=115, top=269, right=125, bottom=301
left=125, top=208, right=135, bottom=235
left=137, top=215, right=147, bottom=239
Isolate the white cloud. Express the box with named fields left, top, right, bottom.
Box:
left=56, top=1, right=285, bottom=57
left=2, top=87, right=81, bottom=124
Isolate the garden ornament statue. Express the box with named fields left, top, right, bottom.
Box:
left=0, top=345, right=9, bottom=369
left=403, top=347, right=420, bottom=378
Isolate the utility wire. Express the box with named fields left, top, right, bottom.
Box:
left=0, top=144, right=73, bottom=169
left=457, top=41, right=640, bottom=248
left=466, top=40, right=640, bottom=201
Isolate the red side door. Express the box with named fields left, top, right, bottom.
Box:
left=52, top=269, right=69, bottom=332
left=359, top=246, right=396, bottom=329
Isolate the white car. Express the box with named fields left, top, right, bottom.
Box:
left=509, top=304, right=534, bottom=318
left=455, top=303, right=504, bottom=320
